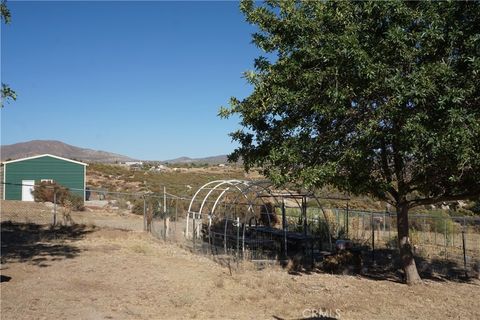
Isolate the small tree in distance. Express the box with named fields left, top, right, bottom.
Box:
left=1, top=0, right=16, bottom=107
left=220, top=0, right=480, bottom=284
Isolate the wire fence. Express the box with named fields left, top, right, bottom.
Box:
left=1, top=182, right=479, bottom=278
left=0, top=183, right=146, bottom=230
left=322, top=208, right=480, bottom=276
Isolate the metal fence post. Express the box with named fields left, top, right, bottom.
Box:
left=223, top=216, right=228, bottom=255
left=425, top=217, right=428, bottom=244
left=282, top=200, right=287, bottom=259
left=236, top=216, right=240, bottom=259
left=462, top=216, right=467, bottom=277
left=193, top=213, right=196, bottom=253
left=362, top=213, right=365, bottom=238
left=346, top=202, right=349, bottom=237
left=53, top=191, right=57, bottom=226
left=371, top=213, right=375, bottom=265
left=174, top=198, right=178, bottom=241
left=163, top=186, right=167, bottom=240
left=452, top=217, right=455, bottom=247
left=357, top=211, right=360, bottom=240
left=387, top=207, right=391, bottom=244
left=143, top=196, right=147, bottom=232
left=208, top=214, right=212, bottom=255
left=444, top=218, right=448, bottom=260
left=302, top=196, right=308, bottom=237
left=382, top=211, right=386, bottom=244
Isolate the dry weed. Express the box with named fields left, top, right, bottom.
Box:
left=129, top=242, right=153, bottom=255
left=169, top=294, right=196, bottom=308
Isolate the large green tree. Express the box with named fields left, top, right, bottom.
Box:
left=1, top=0, right=16, bottom=107
left=220, top=0, right=480, bottom=284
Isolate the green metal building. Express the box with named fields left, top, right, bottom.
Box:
left=2, top=154, right=87, bottom=201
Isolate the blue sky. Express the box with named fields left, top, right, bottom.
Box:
left=1, top=1, right=263, bottom=160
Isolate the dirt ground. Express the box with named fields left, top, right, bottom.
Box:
left=0, top=200, right=145, bottom=231
left=1, top=222, right=479, bottom=320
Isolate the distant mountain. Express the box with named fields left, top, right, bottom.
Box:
left=164, top=154, right=231, bottom=165
left=1, top=140, right=136, bottom=163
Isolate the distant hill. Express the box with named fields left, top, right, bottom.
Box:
left=164, top=154, right=231, bottom=165
left=1, top=140, right=136, bottom=163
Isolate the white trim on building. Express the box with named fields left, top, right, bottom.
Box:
left=2, top=154, right=88, bottom=166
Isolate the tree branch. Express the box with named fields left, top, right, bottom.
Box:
left=380, top=138, right=392, bottom=184
left=408, top=192, right=480, bottom=209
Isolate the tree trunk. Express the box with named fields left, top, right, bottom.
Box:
left=396, top=202, right=422, bottom=285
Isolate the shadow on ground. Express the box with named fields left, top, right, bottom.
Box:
left=0, top=221, right=95, bottom=267
left=360, top=248, right=480, bottom=284
left=283, top=248, right=479, bottom=285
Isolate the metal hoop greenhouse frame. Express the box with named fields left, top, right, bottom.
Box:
left=185, top=180, right=337, bottom=261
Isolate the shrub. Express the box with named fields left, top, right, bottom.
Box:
left=115, top=198, right=130, bottom=210
left=32, top=181, right=84, bottom=211
left=312, top=215, right=335, bottom=242
left=132, top=199, right=144, bottom=215
left=464, top=201, right=480, bottom=215
left=414, top=209, right=457, bottom=236
left=429, top=210, right=457, bottom=238
left=322, top=250, right=362, bottom=274
left=65, top=193, right=85, bottom=211
left=131, top=197, right=162, bottom=216
left=33, top=181, right=69, bottom=204
left=386, top=235, right=398, bottom=249
left=259, top=202, right=279, bottom=226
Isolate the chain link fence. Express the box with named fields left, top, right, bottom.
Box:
left=2, top=182, right=479, bottom=277
left=321, top=208, right=480, bottom=276
left=1, top=183, right=145, bottom=230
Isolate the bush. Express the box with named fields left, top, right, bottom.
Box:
left=465, top=201, right=480, bottom=215
left=132, top=199, right=144, bottom=215
left=259, top=202, right=279, bottom=226
left=65, top=193, right=85, bottom=211
left=33, top=181, right=69, bottom=204
left=32, top=181, right=84, bottom=211
left=131, top=197, right=161, bottom=216
left=413, top=209, right=457, bottom=235
left=322, top=250, right=362, bottom=274
left=386, top=235, right=398, bottom=249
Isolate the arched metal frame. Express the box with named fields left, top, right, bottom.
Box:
left=185, top=179, right=335, bottom=257
left=186, top=180, right=255, bottom=238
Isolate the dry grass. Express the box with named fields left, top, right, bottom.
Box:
left=1, top=226, right=480, bottom=320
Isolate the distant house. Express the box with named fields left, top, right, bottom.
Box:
left=2, top=154, right=87, bottom=201
left=149, top=164, right=169, bottom=172
left=125, top=161, right=143, bottom=167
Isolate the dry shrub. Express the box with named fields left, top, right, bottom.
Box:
left=33, top=181, right=69, bottom=204
left=236, top=258, right=257, bottom=273
left=33, top=181, right=84, bottom=211
left=130, top=242, right=153, bottom=255
left=259, top=202, right=279, bottom=226
left=322, top=209, right=345, bottom=238
left=322, top=250, right=362, bottom=274
left=131, top=199, right=145, bottom=215
left=286, top=253, right=304, bottom=273
left=170, top=294, right=195, bottom=308
left=65, top=193, right=85, bottom=211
